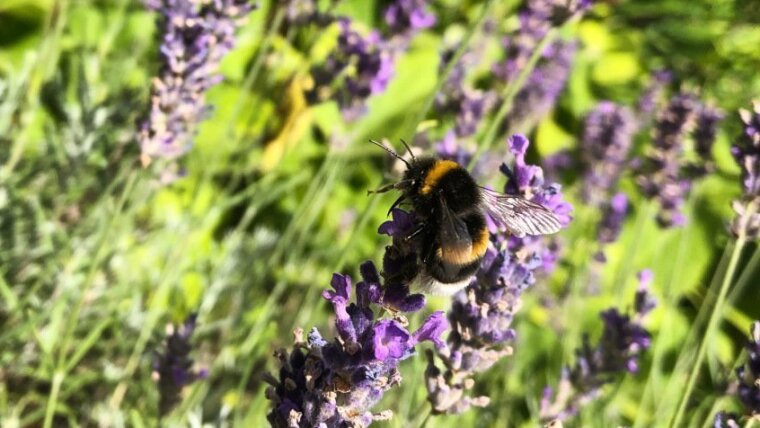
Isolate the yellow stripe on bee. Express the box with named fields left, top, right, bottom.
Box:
left=436, top=227, right=490, bottom=265
left=420, top=160, right=460, bottom=195
left=471, top=227, right=490, bottom=259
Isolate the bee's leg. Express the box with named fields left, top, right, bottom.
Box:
left=405, top=224, right=426, bottom=242
left=368, top=182, right=397, bottom=195
left=367, top=179, right=411, bottom=195
left=386, top=195, right=406, bottom=215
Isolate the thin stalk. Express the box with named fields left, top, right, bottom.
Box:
left=726, top=245, right=760, bottom=308
left=636, top=190, right=696, bottom=419
left=401, top=0, right=497, bottom=138
left=416, top=408, right=432, bottom=428
left=56, top=171, right=139, bottom=362
left=653, top=236, right=734, bottom=421
left=468, top=28, right=558, bottom=169
left=42, top=371, right=64, bottom=428
left=670, top=234, right=748, bottom=428
left=612, top=199, right=654, bottom=304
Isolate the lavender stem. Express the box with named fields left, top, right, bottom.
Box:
left=468, top=28, right=558, bottom=170
left=671, top=233, right=749, bottom=428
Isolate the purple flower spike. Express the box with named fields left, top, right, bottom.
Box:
left=153, top=314, right=205, bottom=416
left=494, top=0, right=590, bottom=86
left=637, top=92, right=699, bottom=228
left=309, top=19, right=396, bottom=122
left=540, top=273, right=655, bottom=422
left=637, top=70, right=672, bottom=119
left=379, top=210, right=427, bottom=312
left=737, top=321, right=760, bottom=414
left=267, top=264, right=446, bottom=427
left=581, top=102, right=637, bottom=206
left=731, top=101, right=760, bottom=239
left=357, top=262, right=383, bottom=307
left=594, top=192, right=629, bottom=263
left=503, top=40, right=578, bottom=131
left=323, top=273, right=358, bottom=345
left=139, top=0, right=254, bottom=166
left=716, top=320, right=760, bottom=423
left=690, top=105, right=723, bottom=177
left=434, top=44, right=496, bottom=142
left=426, top=135, right=573, bottom=415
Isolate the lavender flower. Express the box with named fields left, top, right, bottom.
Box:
left=425, top=135, right=572, bottom=415
left=378, top=210, right=428, bottom=312
left=637, top=92, right=699, bottom=228
left=540, top=271, right=656, bottom=422
left=580, top=102, right=637, bottom=206
left=152, top=314, right=206, bottom=416
left=731, top=101, right=760, bottom=239
left=636, top=70, right=672, bottom=119
left=494, top=0, right=590, bottom=86
left=434, top=47, right=495, bottom=139
left=713, top=412, right=741, bottom=428
left=384, top=0, right=436, bottom=39
left=690, top=105, right=723, bottom=176
left=594, top=192, right=629, bottom=263
left=714, top=321, right=760, bottom=426
left=265, top=271, right=447, bottom=427
left=505, top=40, right=577, bottom=132
left=309, top=19, right=395, bottom=121
left=139, top=0, right=253, bottom=165
left=737, top=321, right=760, bottom=415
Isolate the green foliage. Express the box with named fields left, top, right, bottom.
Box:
left=0, top=0, right=758, bottom=427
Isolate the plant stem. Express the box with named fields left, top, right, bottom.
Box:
left=670, top=234, right=747, bottom=428
left=468, top=28, right=558, bottom=169
left=42, top=371, right=63, bottom=428
left=401, top=0, right=497, bottom=139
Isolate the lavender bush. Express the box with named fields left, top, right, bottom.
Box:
left=5, top=0, right=760, bottom=427
left=139, top=0, right=254, bottom=166
left=540, top=270, right=656, bottom=422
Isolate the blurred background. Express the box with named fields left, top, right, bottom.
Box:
left=1, top=0, right=759, bottom=426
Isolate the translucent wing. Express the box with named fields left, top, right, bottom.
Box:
left=438, top=195, right=473, bottom=262
left=481, top=188, right=562, bottom=237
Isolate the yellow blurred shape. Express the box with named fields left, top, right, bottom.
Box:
left=592, top=52, right=640, bottom=85
left=260, top=74, right=314, bottom=171
left=535, top=118, right=574, bottom=156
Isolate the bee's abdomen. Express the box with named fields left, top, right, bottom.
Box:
left=425, top=212, right=489, bottom=284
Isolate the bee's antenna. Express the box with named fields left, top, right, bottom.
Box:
left=369, top=139, right=410, bottom=168
left=399, top=138, right=416, bottom=162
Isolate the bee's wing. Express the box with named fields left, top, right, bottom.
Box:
left=480, top=187, right=562, bottom=237
left=437, top=195, right=473, bottom=264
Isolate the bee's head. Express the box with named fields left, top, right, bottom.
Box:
left=402, top=157, right=437, bottom=195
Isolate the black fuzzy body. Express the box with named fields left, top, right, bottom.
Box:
left=398, top=157, right=488, bottom=293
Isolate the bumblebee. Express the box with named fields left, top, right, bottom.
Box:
left=370, top=140, right=561, bottom=295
